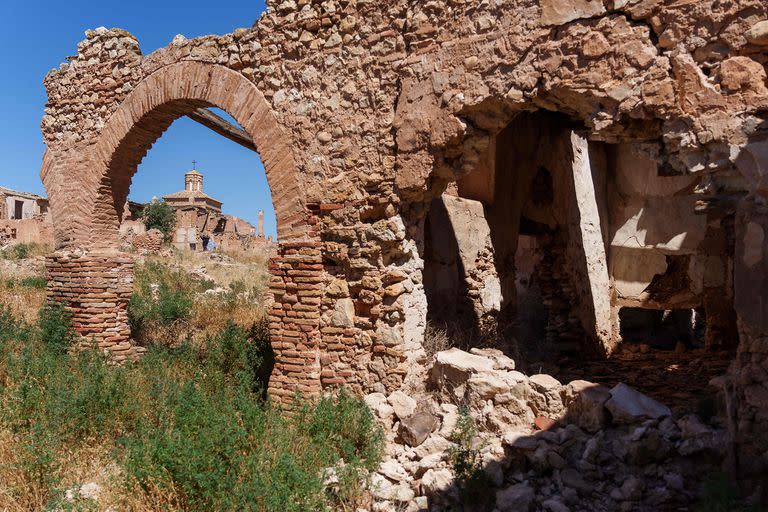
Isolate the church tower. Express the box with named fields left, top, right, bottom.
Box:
left=185, top=169, right=203, bottom=192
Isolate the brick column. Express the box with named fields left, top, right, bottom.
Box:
left=45, top=251, right=140, bottom=362
left=267, top=242, right=324, bottom=404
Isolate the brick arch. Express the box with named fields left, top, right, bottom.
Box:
left=43, top=61, right=323, bottom=399
left=88, top=61, right=309, bottom=249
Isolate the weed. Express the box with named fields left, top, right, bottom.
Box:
left=0, top=243, right=50, bottom=260
left=19, top=276, right=47, bottom=289
left=0, top=244, right=29, bottom=259
left=37, top=302, right=74, bottom=353
left=0, top=305, right=383, bottom=512
left=448, top=406, right=494, bottom=508
left=423, top=321, right=451, bottom=358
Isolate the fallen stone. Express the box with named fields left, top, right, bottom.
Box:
left=417, top=452, right=444, bottom=474
left=543, top=497, right=571, bottom=512
left=528, top=374, right=565, bottom=417
left=432, top=348, right=495, bottom=391
left=605, top=383, right=671, bottom=424
left=496, top=482, right=535, bottom=512
left=388, top=391, right=417, bottom=420
left=468, top=372, right=510, bottom=399
left=540, top=0, right=606, bottom=25
left=677, top=414, right=712, bottom=438
left=530, top=373, right=562, bottom=392
left=560, top=468, right=593, bottom=495
left=399, top=412, right=439, bottom=447
left=746, top=20, right=768, bottom=45
left=470, top=347, right=516, bottom=370
left=564, top=380, right=611, bottom=433
left=438, top=404, right=459, bottom=436
left=421, top=468, right=453, bottom=495
left=378, top=459, right=409, bottom=482
left=503, top=432, right=539, bottom=451
left=364, top=392, right=387, bottom=410
left=371, top=474, right=415, bottom=502
left=620, top=476, right=644, bottom=501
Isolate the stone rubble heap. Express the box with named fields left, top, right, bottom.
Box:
left=363, top=348, right=728, bottom=512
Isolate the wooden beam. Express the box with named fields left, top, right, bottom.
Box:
left=186, top=108, right=257, bottom=153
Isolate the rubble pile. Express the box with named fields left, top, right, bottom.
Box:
left=364, top=348, right=728, bottom=512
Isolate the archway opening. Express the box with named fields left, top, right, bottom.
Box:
left=423, top=111, right=604, bottom=369
left=96, top=103, right=279, bottom=393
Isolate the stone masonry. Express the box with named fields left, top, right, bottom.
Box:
left=39, top=0, right=768, bottom=482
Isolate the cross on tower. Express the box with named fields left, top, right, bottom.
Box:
left=192, top=160, right=197, bottom=170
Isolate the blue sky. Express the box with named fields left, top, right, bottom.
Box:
left=0, top=0, right=278, bottom=238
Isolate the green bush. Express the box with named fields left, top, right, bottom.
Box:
left=20, top=276, right=48, bottom=289
left=448, top=406, right=494, bottom=508
left=3, top=275, right=47, bottom=289
left=0, top=306, right=383, bottom=511
left=37, top=302, right=75, bottom=353
left=139, top=201, right=177, bottom=239
left=128, top=261, right=195, bottom=344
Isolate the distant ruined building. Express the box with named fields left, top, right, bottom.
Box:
left=37, top=0, right=768, bottom=489
left=119, top=167, right=273, bottom=253
left=0, top=186, right=53, bottom=247
left=161, top=168, right=274, bottom=252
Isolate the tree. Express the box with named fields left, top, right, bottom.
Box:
left=140, top=201, right=176, bottom=240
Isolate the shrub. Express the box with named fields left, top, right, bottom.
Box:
left=198, top=319, right=274, bottom=398
left=122, top=351, right=381, bottom=511
left=423, top=321, right=450, bottom=357
left=0, top=308, right=384, bottom=511
left=20, top=276, right=48, bottom=289
left=140, top=201, right=176, bottom=239
left=448, top=406, right=494, bottom=507
left=37, top=302, right=74, bottom=353
left=0, top=243, right=30, bottom=259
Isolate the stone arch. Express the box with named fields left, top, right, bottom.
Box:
left=43, top=62, right=322, bottom=401
left=87, top=61, right=309, bottom=249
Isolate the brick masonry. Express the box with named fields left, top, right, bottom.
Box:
left=45, top=252, right=141, bottom=362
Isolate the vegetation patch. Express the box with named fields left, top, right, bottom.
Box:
left=139, top=201, right=177, bottom=240
left=0, top=305, right=383, bottom=511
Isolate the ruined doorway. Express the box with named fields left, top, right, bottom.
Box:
left=423, top=111, right=612, bottom=368
left=13, top=200, right=23, bottom=220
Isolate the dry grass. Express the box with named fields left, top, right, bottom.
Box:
left=191, top=296, right=267, bottom=341
left=108, top=479, right=185, bottom=512
left=423, top=320, right=451, bottom=358
left=0, top=429, right=119, bottom=511
left=0, top=261, right=46, bottom=323
left=133, top=249, right=271, bottom=346
left=0, top=243, right=51, bottom=260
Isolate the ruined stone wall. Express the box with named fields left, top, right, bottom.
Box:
left=732, top=198, right=768, bottom=486
left=0, top=219, right=55, bottom=248
left=40, top=0, right=768, bottom=470
left=131, top=229, right=164, bottom=253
